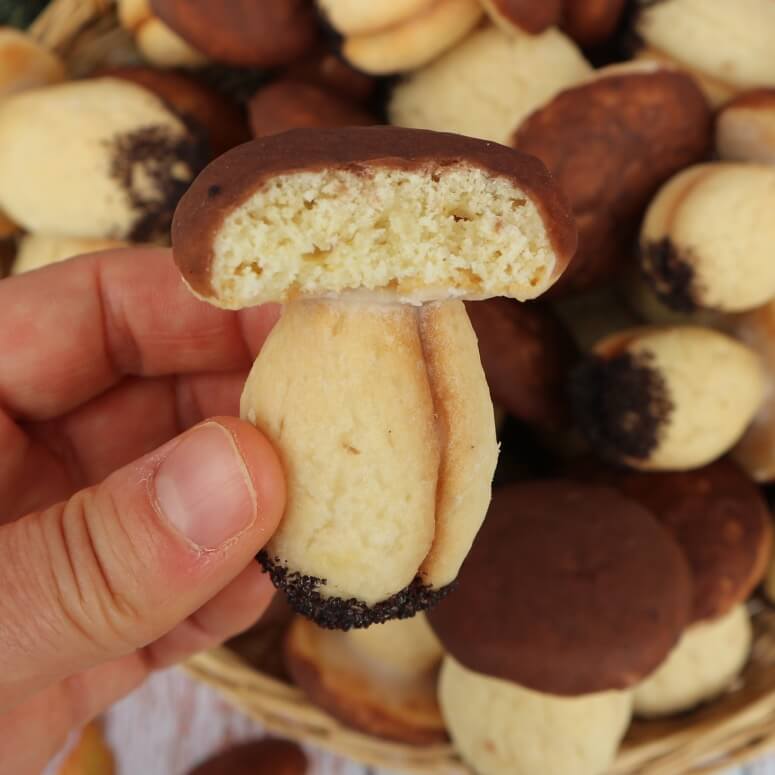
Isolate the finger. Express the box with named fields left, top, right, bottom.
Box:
left=2, top=372, right=248, bottom=522
left=0, top=417, right=285, bottom=712
left=0, top=248, right=280, bottom=421
left=144, top=562, right=275, bottom=670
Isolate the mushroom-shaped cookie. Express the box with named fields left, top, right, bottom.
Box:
left=0, top=27, right=65, bottom=97
left=248, top=79, right=378, bottom=139
left=480, top=0, right=562, bottom=36
left=11, top=235, right=129, bottom=276
left=716, top=90, right=775, bottom=165
left=633, top=0, right=775, bottom=107
left=639, top=164, right=775, bottom=314
left=172, top=127, right=577, bottom=628
left=188, top=739, right=308, bottom=775
left=562, top=0, right=627, bottom=48
left=389, top=25, right=591, bottom=145
left=571, top=326, right=765, bottom=471
left=514, top=64, right=712, bottom=293
left=0, top=78, right=207, bottom=242
left=284, top=614, right=446, bottom=743
left=149, top=0, right=320, bottom=69
left=570, top=460, right=769, bottom=716
left=428, top=481, right=691, bottom=775
left=322, top=0, right=483, bottom=76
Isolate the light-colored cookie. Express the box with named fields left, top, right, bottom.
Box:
left=318, top=0, right=432, bottom=35
left=284, top=614, right=446, bottom=744
left=439, top=656, right=633, bottom=775
left=717, top=90, right=775, bottom=164
left=389, top=25, right=591, bottom=144
left=342, top=0, right=483, bottom=76
left=639, top=164, right=775, bottom=314
left=118, top=0, right=207, bottom=68
left=634, top=605, right=752, bottom=717
left=730, top=300, right=775, bottom=482
left=0, top=78, right=206, bottom=242
left=12, top=235, right=128, bottom=275
left=634, top=0, right=775, bottom=107
left=173, top=127, right=576, bottom=628
left=571, top=326, right=765, bottom=471
left=0, top=27, right=65, bottom=98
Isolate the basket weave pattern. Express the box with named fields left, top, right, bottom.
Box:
left=24, top=1, right=775, bottom=772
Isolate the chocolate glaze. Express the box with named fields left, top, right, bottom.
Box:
left=570, top=350, right=674, bottom=464
left=722, top=88, right=775, bottom=111
left=172, top=126, right=578, bottom=303
left=258, top=551, right=455, bottom=630
left=561, top=0, right=627, bottom=47
left=150, top=0, right=319, bottom=69
left=568, top=458, right=773, bottom=624
left=427, top=481, right=691, bottom=696
left=188, top=739, right=307, bottom=775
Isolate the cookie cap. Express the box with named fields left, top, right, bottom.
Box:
left=427, top=480, right=691, bottom=696
left=172, top=126, right=577, bottom=309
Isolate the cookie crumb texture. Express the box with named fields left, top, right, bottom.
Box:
left=571, top=351, right=672, bottom=464
left=243, top=299, right=497, bottom=628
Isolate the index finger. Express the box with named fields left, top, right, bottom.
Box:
left=0, top=248, right=279, bottom=420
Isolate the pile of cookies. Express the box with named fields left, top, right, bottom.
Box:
left=5, top=1, right=775, bottom=774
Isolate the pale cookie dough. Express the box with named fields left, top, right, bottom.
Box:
left=439, top=657, right=633, bottom=775
left=389, top=25, right=591, bottom=144
left=634, top=605, right=752, bottom=717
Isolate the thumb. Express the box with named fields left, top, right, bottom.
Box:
left=0, top=417, right=285, bottom=711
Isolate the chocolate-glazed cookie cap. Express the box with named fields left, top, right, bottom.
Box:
left=427, top=481, right=691, bottom=696
left=188, top=739, right=307, bottom=775
left=172, top=126, right=577, bottom=306
left=569, top=459, right=773, bottom=624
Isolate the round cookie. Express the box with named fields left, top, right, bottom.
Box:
left=439, top=656, right=633, bottom=775
left=570, top=326, right=765, bottom=471
left=341, top=0, right=483, bottom=76
left=634, top=0, right=775, bottom=107
left=428, top=481, right=692, bottom=696
left=12, top=235, right=129, bottom=276
left=633, top=604, right=753, bottom=717
left=465, top=297, right=578, bottom=431
left=173, top=127, right=576, bottom=628
left=569, top=459, right=773, bottom=623
left=0, top=27, right=65, bottom=98
left=188, top=739, right=307, bottom=775
left=102, top=66, right=250, bottom=158
left=513, top=64, right=712, bottom=293
left=717, top=90, right=775, bottom=164
left=0, top=78, right=207, bottom=242
left=639, top=163, right=775, bottom=314
left=150, top=0, right=319, bottom=68
left=284, top=614, right=446, bottom=744
left=389, top=25, right=591, bottom=144
left=248, top=80, right=378, bottom=139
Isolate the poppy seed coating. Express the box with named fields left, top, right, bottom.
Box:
left=640, top=237, right=698, bottom=313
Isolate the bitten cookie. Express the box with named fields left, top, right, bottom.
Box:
left=0, top=78, right=206, bottom=242
left=284, top=614, right=446, bottom=743
left=173, top=127, right=576, bottom=628
left=639, top=164, right=775, bottom=314
left=633, top=0, right=775, bottom=107
left=389, top=25, right=591, bottom=144
left=0, top=27, right=65, bottom=97
left=428, top=481, right=690, bottom=775
left=571, top=326, right=765, bottom=471
left=514, top=64, right=712, bottom=293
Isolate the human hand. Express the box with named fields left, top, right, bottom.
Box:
left=0, top=248, right=285, bottom=774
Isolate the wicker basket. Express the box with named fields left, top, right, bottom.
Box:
left=23, top=1, right=775, bottom=772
